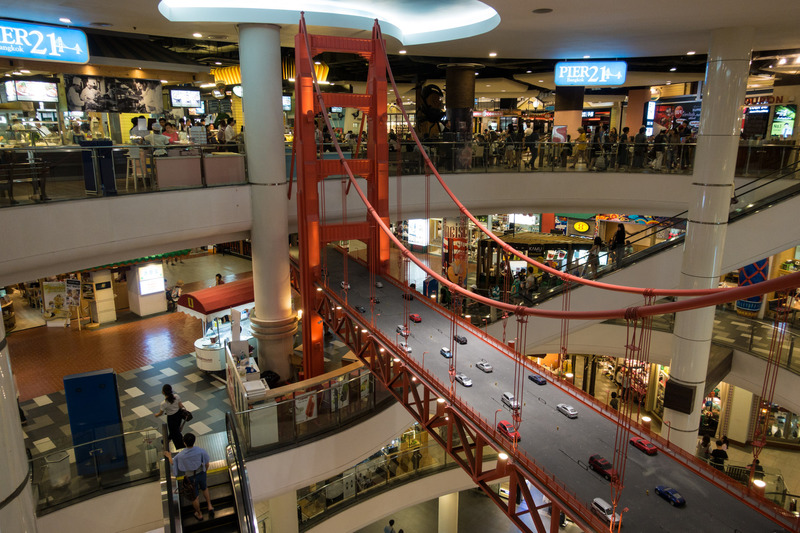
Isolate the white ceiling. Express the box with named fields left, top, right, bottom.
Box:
left=4, top=0, right=800, bottom=59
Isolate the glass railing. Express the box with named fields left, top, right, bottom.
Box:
left=295, top=434, right=498, bottom=531
left=226, top=412, right=258, bottom=533
left=29, top=426, right=162, bottom=515
left=696, top=455, right=785, bottom=506
left=0, top=142, right=247, bottom=207
left=231, top=368, right=395, bottom=457
left=297, top=140, right=798, bottom=178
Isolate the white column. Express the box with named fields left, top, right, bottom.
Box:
left=0, top=322, right=38, bottom=532
left=239, top=23, right=298, bottom=381
left=662, top=27, right=753, bottom=452
left=267, top=490, right=299, bottom=533
left=437, top=492, right=459, bottom=533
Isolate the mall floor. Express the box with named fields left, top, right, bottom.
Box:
left=5, top=251, right=799, bottom=530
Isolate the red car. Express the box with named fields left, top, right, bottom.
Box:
left=497, top=420, right=521, bottom=443
left=629, top=437, right=658, bottom=455
left=409, top=313, right=422, bottom=323
left=589, top=454, right=619, bottom=482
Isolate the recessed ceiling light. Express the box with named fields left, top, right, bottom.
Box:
left=686, top=50, right=696, bottom=55
left=778, top=58, right=787, bottom=65
left=214, top=61, right=222, bottom=65
left=526, top=70, right=532, bottom=73
left=769, top=64, right=774, bottom=69
left=314, top=61, right=321, bottom=65
left=670, top=67, right=677, bottom=71
left=538, top=79, right=544, bottom=83
left=398, top=50, right=407, bottom=54
left=795, top=56, right=800, bottom=64
left=489, top=52, right=497, bottom=57
left=485, top=84, right=491, bottom=87
left=666, top=81, right=672, bottom=85
left=532, top=8, right=553, bottom=14
left=20, top=69, right=30, bottom=74
left=193, top=32, right=203, bottom=38
left=474, top=72, right=479, bottom=75
left=583, top=55, right=590, bottom=59
left=59, top=17, right=72, bottom=24
left=501, top=89, right=506, bottom=92
left=12, top=71, right=22, bottom=75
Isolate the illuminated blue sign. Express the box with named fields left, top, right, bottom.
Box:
left=0, top=19, right=89, bottom=64
left=554, top=61, right=627, bottom=86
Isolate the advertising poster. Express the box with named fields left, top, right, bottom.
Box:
left=42, top=281, right=70, bottom=324
left=64, top=74, right=163, bottom=113
left=771, top=105, right=796, bottom=138
left=551, top=125, right=567, bottom=143
left=333, top=380, right=350, bottom=412
left=654, top=102, right=702, bottom=131
left=295, top=392, right=318, bottom=424
left=65, top=279, right=81, bottom=307
left=360, top=374, right=370, bottom=400
left=442, top=218, right=467, bottom=284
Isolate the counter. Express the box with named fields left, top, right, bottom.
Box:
left=194, top=318, right=255, bottom=371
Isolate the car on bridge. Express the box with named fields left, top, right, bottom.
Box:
left=496, top=420, right=520, bottom=443
left=440, top=347, right=452, bottom=358
left=591, top=498, right=621, bottom=527
left=556, top=403, right=578, bottom=418
left=476, top=359, right=493, bottom=373
left=399, top=342, right=412, bottom=353
left=340, top=281, right=350, bottom=290
left=655, top=485, right=686, bottom=507
left=528, top=373, right=546, bottom=385
left=409, top=313, right=422, bottom=323
left=375, top=281, right=383, bottom=288
left=630, top=436, right=658, bottom=455
left=369, top=297, right=380, bottom=304
left=355, top=305, right=366, bottom=313
left=455, top=373, right=472, bottom=387
left=396, top=325, right=409, bottom=337
left=454, top=334, right=467, bottom=345
left=501, top=392, right=520, bottom=411
left=589, top=454, right=619, bottom=482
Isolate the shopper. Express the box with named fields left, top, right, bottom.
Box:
left=632, top=127, right=647, bottom=168
left=582, top=236, right=602, bottom=279
left=610, top=391, right=619, bottom=410
left=384, top=519, right=396, bottom=533
left=215, top=273, right=225, bottom=286
left=721, top=435, right=729, bottom=451
left=616, top=126, right=630, bottom=170
left=696, top=435, right=711, bottom=460
left=611, top=224, right=629, bottom=269
left=154, top=383, right=186, bottom=450
left=710, top=440, right=728, bottom=471
left=164, top=433, right=214, bottom=522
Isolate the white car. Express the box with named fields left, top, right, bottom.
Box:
left=501, top=392, right=520, bottom=411
left=440, top=347, right=452, bottom=358
left=396, top=325, right=409, bottom=337
left=455, top=373, right=472, bottom=387
left=399, top=342, right=412, bottom=353
left=340, top=281, right=350, bottom=290
left=557, top=403, right=578, bottom=419
left=476, top=359, right=493, bottom=373
left=375, top=281, right=384, bottom=288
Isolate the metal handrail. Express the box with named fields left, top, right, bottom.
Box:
left=161, top=423, right=183, bottom=533
left=226, top=412, right=258, bottom=533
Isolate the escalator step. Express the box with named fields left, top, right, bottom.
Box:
left=181, top=503, right=238, bottom=532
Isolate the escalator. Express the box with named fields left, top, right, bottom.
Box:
left=485, top=161, right=800, bottom=351
left=161, top=413, right=258, bottom=532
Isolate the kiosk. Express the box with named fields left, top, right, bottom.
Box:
left=176, top=278, right=257, bottom=371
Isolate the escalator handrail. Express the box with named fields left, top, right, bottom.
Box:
left=161, top=423, right=183, bottom=533
left=226, top=412, right=258, bottom=533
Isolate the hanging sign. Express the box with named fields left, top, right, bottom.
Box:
left=554, top=61, right=627, bottom=86
left=0, top=19, right=89, bottom=64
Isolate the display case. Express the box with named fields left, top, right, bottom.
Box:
left=195, top=312, right=256, bottom=371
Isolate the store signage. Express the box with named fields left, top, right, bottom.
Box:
left=0, top=19, right=89, bottom=64
left=746, top=105, right=770, bottom=114
left=554, top=61, right=627, bottom=86
left=473, top=110, right=503, bottom=118
left=581, top=110, right=595, bottom=118
left=744, top=95, right=782, bottom=105
left=574, top=221, right=590, bottom=233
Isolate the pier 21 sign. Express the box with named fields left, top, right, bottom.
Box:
left=554, top=61, right=627, bottom=86
left=0, top=19, right=89, bottom=64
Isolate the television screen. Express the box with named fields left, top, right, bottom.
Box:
left=282, top=95, right=292, bottom=111
left=188, top=100, right=206, bottom=116
left=14, top=80, right=58, bottom=102
left=330, top=106, right=342, bottom=113
left=170, top=89, right=202, bottom=108
left=771, top=105, right=796, bottom=138
left=4, top=80, right=16, bottom=102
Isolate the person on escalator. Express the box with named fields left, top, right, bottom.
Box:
left=164, top=433, right=215, bottom=522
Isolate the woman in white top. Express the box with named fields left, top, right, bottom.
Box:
left=154, top=384, right=186, bottom=449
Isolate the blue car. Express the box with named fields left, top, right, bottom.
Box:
left=654, top=485, right=686, bottom=507
left=528, top=373, right=546, bottom=385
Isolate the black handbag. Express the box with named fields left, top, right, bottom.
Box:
left=178, top=407, right=193, bottom=422
left=181, top=473, right=196, bottom=500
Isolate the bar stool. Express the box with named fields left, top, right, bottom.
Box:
left=125, top=154, right=144, bottom=191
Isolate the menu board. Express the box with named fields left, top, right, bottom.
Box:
left=206, top=98, right=232, bottom=114
left=189, top=126, right=207, bottom=145
left=138, top=263, right=165, bottom=296
left=15, top=80, right=59, bottom=102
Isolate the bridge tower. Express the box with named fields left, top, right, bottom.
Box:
left=294, top=23, right=390, bottom=378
